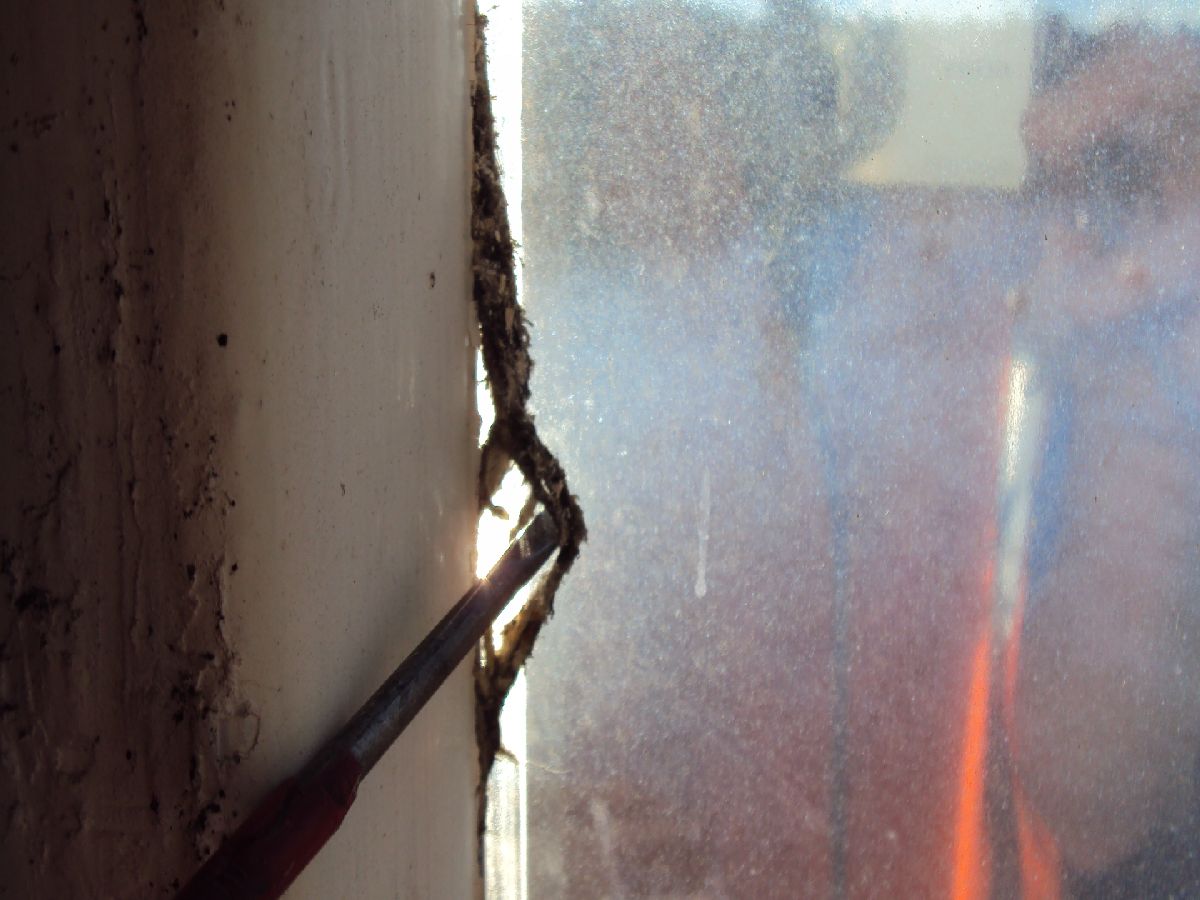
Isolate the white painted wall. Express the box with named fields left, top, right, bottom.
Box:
left=217, top=4, right=479, bottom=897
left=1, top=2, right=479, bottom=897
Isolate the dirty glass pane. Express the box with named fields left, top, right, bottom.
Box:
left=509, top=1, right=1200, bottom=896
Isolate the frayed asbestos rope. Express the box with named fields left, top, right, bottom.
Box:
left=470, top=10, right=587, bottom=825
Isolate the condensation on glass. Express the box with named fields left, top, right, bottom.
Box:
left=489, top=1, right=1200, bottom=897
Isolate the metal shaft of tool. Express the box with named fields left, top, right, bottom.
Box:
left=344, top=509, right=558, bottom=774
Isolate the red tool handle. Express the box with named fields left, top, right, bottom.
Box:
left=176, top=750, right=363, bottom=900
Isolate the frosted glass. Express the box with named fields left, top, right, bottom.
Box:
left=514, top=3, right=1200, bottom=896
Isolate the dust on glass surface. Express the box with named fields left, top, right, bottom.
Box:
left=501, top=0, right=1200, bottom=896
